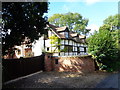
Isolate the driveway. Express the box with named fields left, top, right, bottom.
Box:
left=95, top=73, right=119, bottom=88
left=2, top=71, right=119, bottom=89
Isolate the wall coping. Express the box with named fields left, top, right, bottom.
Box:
left=57, top=55, right=92, bottom=58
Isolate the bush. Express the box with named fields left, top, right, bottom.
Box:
left=87, top=30, right=119, bottom=71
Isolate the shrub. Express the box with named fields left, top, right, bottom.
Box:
left=87, top=30, right=119, bottom=71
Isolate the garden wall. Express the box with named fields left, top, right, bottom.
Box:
left=44, top=54, right=95, bottom=73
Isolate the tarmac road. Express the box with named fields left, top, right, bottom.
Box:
left=95, top=73, right=119, bottom=89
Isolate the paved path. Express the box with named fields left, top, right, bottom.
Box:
left=95, top=73, right=119, bottom=89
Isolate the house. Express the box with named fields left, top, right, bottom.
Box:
left=3, top=37, right=34, bottom=59
left=4, top=24, right=88, bottom=59
left=43, top=24, right=88, bottom=56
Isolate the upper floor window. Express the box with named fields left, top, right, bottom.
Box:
left=65, top=32, right=69, bottom=38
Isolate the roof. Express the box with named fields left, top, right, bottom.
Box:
left=47, top=24, right=86, bottom=43
left=79, top=35, right=86, bottom=39
left=55, top=26, right=67, bottom=32
left=69, top=32, right=78, bottom=37
left=47, top=24, right=59, bottom=28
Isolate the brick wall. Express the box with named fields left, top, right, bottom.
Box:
left=44, top=53, right=53, bottom=71
left=57, top=56, right=95, bottom=73
left=44, top=54, right=95, bottom=73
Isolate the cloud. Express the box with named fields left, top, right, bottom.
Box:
left=65, top=0, right=80, bottom=2
left=49, top=0, right=80, bottom=2
left=49, top=0, right=119, bottom=2
left=86, top=24, right=99, bottom=34
left=85, top=0, right=101, bottom=5
left=63, top=5, right=69, bottom=11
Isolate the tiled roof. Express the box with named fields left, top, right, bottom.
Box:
left=55, top=26, right=67, bottom=32
left=47, top=24, right=86, bottom=43
left=70, top=32, right=78, bottom=37
left=79, top=35, right=86, bottom=39
left=47, top=24, right=59, bottom=28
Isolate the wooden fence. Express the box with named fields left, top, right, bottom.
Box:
left=2, top=54, right=45, bottom=83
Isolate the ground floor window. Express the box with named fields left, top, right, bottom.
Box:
left=47, top=47, right=49, bottom=51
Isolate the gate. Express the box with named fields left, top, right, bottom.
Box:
left=2, top=54, right=45, bottom=83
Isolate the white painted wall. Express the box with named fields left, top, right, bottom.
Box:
left=32, top=36, right=44, bottom=56
left=48, top=30, right=53, bottom=37
left=45, top=39, right=51, bottom=47
left=53, top=53, right=59, bottom=56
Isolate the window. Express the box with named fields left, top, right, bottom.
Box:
left=62, top=46, right=73, bottom=52
left=63, top=46, right=68, bottom=52
left=77, top=47, right=80, bottom=53
left=55, top=59, right=58, bottom=64
left=47, top=47, right=49, bottom=51
left=65, top=32, right=69, bottom=38
left=69, top=46, right=73, bottom=52
left=17, top=49, right=21, bottom=55
left=84, top=47, right=86, bottom=52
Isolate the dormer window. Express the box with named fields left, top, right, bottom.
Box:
left=65, top=32, right=69, bottom=38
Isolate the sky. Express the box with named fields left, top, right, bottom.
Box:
left=45, top=0, right=119, bottom=34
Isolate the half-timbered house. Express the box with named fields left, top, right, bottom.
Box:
left=44, top=24, right=88, bottom=56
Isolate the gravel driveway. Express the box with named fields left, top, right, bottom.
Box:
left=3, top=71, right=116, bottom=88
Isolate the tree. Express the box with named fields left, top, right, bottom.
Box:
left=48, top=12, right=89, bottom=35
left=99, top=14, right=120, bottom=61
left=100, top=14, right=120, bottom=31
left=87, top=14, right=120, bottom=71
left=2, top=2, right=49, bottom=56
left=87, top=29, right=118, bottom=71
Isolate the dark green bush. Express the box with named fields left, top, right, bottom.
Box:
left=87, top=30, right=119, bottom=72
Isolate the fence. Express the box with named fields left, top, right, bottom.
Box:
left=2, top=54, right=45, bottom=83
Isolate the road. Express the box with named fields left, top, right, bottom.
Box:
left=95, top=73, right=119, bottom=89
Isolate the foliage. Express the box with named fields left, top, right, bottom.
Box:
left=87, top=14, right=120, bottom=71
left=2, top=2, right=49, bottom=56
left=99, top=14, right=120, bottom=31
left=87, top=30, right=119, bottom=71
left=49, top=35, right=61, bottom=46
left=99, top=24, right=111, bottom=31
left=60, top=46, right=69, bottom=52
left=49, top=35, right=61, bottom=52
left=103, top=14, right=120, bottom=27
left=48, top=12, right=89, bottom=35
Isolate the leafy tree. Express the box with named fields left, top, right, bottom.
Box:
left=100, top=14, right=120, bottom=63
left=87, top=29, right=119, bottom=71
left=2, top=2, right=49, bottom=56
left=87, top=14, right=120, bottom=71
left=100, top=14, right=120, bottom=31
left=48, top=12, right=89, bottom=35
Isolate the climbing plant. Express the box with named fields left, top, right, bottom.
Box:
left=49, top=35, right=61, bottom=52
